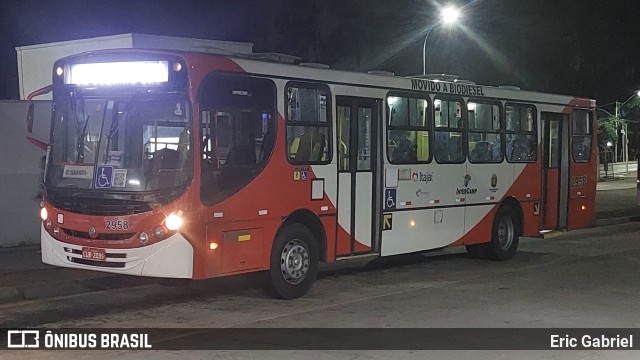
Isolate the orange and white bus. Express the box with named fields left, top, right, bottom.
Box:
left=27, top=49, right=597, bottom=299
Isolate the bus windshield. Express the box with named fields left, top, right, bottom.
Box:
left=47, top=93, right=192, bottom=192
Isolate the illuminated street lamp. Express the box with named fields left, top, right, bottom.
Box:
left=614, top=90, right=640, bottom=171
left=423, top=5, right=461, bottom=75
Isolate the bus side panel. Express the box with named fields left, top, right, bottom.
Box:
left=567, top=138, right=597, bottom=230
left=520, top=201, right=540, bottom=237
left=567, top=162, right=596, bottom=229
left=455, top=205, right=496, bottom=246
left=321, top=215, right=337, bottom=262
left=196, top=109, right=338, bottom=278
left=381, top=208, right=465, bottom=256
left=510, top=162, right=543, bottom=235
left=545, top=170, right=560, bottom=229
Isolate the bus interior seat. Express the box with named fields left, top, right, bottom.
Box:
left=296, top=129, right=325, bottom=162
left=226, top=144, right=256, bottom=166
left=435, top=132, right=448, bottom=161
left=147, top=147, right=180, bottom=188
left=448, top=136, right=461, bottom=161
left=471, top=141, right=491, bottom=161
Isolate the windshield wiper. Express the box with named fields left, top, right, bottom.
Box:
left=69, top=95, right=91, bottom=163
left=102, top=92, right=145, bottom=164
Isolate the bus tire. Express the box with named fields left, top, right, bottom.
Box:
left=465, top=244, right=488, bottom=259
left=485, top=206, right=519, bottom=261
left=267, top=223, right=319, bottom=299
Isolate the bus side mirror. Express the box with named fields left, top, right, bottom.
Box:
left=25, top=85, right=52, bottom=151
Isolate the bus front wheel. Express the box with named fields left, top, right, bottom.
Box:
left=267, top=223, right=319, bottom=299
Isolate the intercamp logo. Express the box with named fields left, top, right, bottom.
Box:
left=7, top=330, right=40, bottom=348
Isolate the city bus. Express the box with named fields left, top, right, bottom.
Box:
left=27, top=49, right=597, bottom=299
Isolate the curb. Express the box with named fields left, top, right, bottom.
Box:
left=593, top=216, right=640, bottom=227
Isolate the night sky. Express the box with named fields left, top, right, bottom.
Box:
left=1, top=0, right=640, bottom=108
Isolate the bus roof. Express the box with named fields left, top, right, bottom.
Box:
left=57, top=48, right=596, bottom=108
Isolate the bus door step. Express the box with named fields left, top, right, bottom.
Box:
left=538, top=229, right=566, bottom=239
left=335, top=253, right=380, bottom=261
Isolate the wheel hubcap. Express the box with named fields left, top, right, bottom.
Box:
left=280, top=239, right=310, bottom=285
left=497, top=216, right=514, bottom=251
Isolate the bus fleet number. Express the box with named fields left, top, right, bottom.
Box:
left=105, top=220, right=129, bottom=230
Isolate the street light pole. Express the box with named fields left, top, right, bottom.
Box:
left=422, top=23, right=439, bottom=75
left=611, top=91, right=640, bottom=172
left=422, top=5, right=461, bottom=76
left=615, top=101, right=619, bottom=163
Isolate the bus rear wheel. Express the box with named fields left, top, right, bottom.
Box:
left=466, top=206, right=519, bottom=261
left=267, top=223, right=319, bottom=299
left=486, top=206, right=519, bottom=260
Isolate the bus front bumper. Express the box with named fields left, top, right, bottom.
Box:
left=40, top=223, right=194, bottom=278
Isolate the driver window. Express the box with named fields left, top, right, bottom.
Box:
left=198, top=74, right=276, bottom=205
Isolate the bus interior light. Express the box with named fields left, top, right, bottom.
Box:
left=165, top=211, right=183, bottom=231
left=65, top=61, right=169, bottom=86
left=40, top=207, right=48, bottom=221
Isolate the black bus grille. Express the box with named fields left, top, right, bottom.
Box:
left=68, top=257, right=126, bottom=268
left=49, top=197, right=152, bottom=216
left=62, top=228, right=135, bottom=241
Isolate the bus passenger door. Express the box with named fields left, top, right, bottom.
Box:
left=541, top=112, right=570, bottom=229
left=335, top=97, right=380, bottom=256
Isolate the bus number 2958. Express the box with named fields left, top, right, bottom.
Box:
left=105, top=220, right=129, bottom=230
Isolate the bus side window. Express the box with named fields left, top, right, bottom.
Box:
left=506, top=104, right=537, bottom=162
left=572, top=109, right=592, bottom=162
left=468, top=102, right=502, bottom=163
left=434, top=98, right=464, bottom=163
left=286, top=84, right=331, bottom=164
left=386, top=95, right=429, bottom=164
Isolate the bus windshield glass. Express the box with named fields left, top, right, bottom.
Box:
left=47, top=93, right=192, bottom=192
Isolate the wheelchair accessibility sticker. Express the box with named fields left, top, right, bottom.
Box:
left=95, top=166, right=113, bottom=189
left=384, top=189, right=396, bottom=210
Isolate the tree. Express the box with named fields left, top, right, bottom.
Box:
left=597, top=117, right=617, bottom=148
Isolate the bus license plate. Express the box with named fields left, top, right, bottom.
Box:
left=82, top=247, right=106, bottom=261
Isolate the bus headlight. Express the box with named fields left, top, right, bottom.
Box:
left=40, top=207, right=48, bottom=221
left=165, top=211, right=183, bottom=231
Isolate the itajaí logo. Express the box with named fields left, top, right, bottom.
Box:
left=412, top=171, right=433, bottom=183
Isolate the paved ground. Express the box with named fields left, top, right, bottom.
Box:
left=2, top=222, right=640, bottom=358
left=599, top=161, right=637, bottom=180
